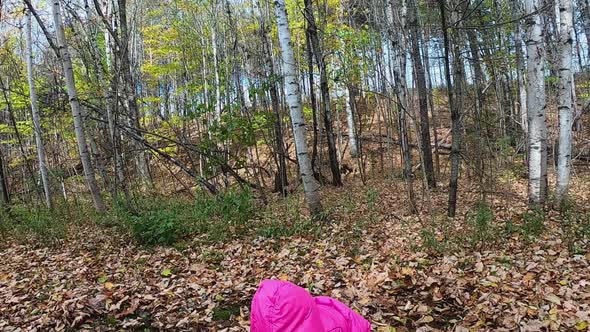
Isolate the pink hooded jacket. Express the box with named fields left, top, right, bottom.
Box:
left=250, top=280, right=371, bottom=332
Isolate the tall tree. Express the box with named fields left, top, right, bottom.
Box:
left=408, top=0, right=436, bottom=189
left=25, top=9, right=52, bottom=209
left=274, top=0, right=323, bottom=216
left=49, top=0, right=106, bottom=213
left=304, top=0, right=342, bottom=186
left=388, top=0, right=417, bottom=213
left=556, top=0, right=574, bottom=204
left=524, top=0, right=549, bottom=207
left=440, top=0, right=464, bottom=217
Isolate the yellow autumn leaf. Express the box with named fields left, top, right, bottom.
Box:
left=104, top=282, right=114, bottom=290
left=575, top=321, right=588, bottom=331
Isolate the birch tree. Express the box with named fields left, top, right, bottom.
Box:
left=273, top=0, right=323, bottom=216
left=50, top=0, right=106, bottom=213
left=524, top=0, right=548, bottom=207
left=345, top=86, right=358, bottom=158
left=25, top=9, right=52, bottom=209
left=556, top=0, right=574, bottom=204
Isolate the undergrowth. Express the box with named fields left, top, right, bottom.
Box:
left=421, top=202, right=552, bottom=254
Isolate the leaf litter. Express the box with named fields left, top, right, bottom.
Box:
left=0, top=176, right=589, bottom=331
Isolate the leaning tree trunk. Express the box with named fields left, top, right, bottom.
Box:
left=408, top=0, right=436, bottom=189
left=274, top=0, right=323, bottom=217
left=524, top=0, right=548, bottom=207
left=26, top=10, right=52, bottom=209
left=51, top=0, right=106, bottom=213
left=556, top=0, right=574, bottom=204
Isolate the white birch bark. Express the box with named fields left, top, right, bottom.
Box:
left=524, top=0, right=548, bottom=207
left=515, top=19, right=528, bottom=133
left=212, top=28, right=222, bottom=121
left=556, top=0, right=574, bottom=203
left=273, top=0, right=322, bottom=216
left=26, top=10, right=52, bottom=209
left=51, top=0, right=106, bottom=213
left=345, top=86, right=358, bottom=158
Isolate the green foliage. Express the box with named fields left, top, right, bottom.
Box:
left=257, top=194, right=315, bottom=239
left=366, top=187, right=379, bottom=211
left=192, top=188, right=255, bottom=241
left=520, top=208, right=545, bottom=240
left=212, top=304, right=241, bottom=321
left=0, top=206, right=67, bottom=245
left=420, top=228, right=445, bottom=254
left=559, top=200, right=590, bottom=254
left=126, top=200, right=188, bottom=246
left=118, top=188, right=256, bottom=246
left=465, top=202, right=497, bottom=246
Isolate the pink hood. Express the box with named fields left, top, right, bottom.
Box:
left=250, top=280, right=371, bottom=332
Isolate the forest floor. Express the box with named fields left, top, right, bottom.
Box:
left=1, top=170, right=590, bottom=331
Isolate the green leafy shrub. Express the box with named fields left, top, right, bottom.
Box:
left=122, top=198, right=191, bottom=246
left=559, top=200, right=590, bottom=254
left=521, top=208, right=545, bottom=240
left=0, top=206, right=67, bottom=245
left=120, top=188, right=256, bottom=246
left=421, top=228, right=443, bottom=254
left=466, top=201, right=497, bottom=246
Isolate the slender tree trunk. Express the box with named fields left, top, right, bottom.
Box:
left=305, top=31, right=320, bottom=177
left=274, top=0, right=322, bottom=216
left=408, top=0, right=435, bottom=188
left=515, top=18, right=528, bottom=133
left=345, top=85, right=358, bottom=158
left=466, top=29, right=486, bottom=196
left=304, top=0, right=342, bottom=186
left=440, top=0, right=464, bottom=217
left=117, top=0, right=151, bottom=188
left=556, top=0, right=574, bottom=204
left=524, top=0, right=548, bottom=207
left=257, top=0, right=288, bottom=195
left=25, top=11, right=52, bottom=209
left=0, top=148, right=9, bottom=210
left=51, top=0, right=106, bottom=213
left=212, top=28, right=222, bottom=121
left=389, top=0, right=417, bottom=213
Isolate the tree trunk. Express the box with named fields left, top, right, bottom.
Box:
left=440, top=0, right=464, bottom=217
left=0, top=148, right=9, bottom=210
left=304, top=0, right=342, bottom=186
left=257, top=0, right=288, bottom=195
left=515, top=12, right=528, bottom=133
left=389, top=0, right=417, bottom=213
left=408, top=0, right=436, bottom=188
left=274, top=0, right=323, bottom=217
left=51, top=0, right=106, bottom=213
left=117, top=0, right=152, bottom=188
left=466, top=28, right=486, bottom=195
left=26, top=10, right=52, bottom=209
left=524, top=0, right=548, bottom=207
left=556, top=0, right=574, bottom=204
left=345, top=85, right=359, bottom=158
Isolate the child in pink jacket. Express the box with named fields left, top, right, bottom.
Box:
left=250, top=280, right=371, bottom=332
